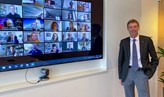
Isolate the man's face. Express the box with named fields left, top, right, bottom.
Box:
left=32, top=44, right=37, bottom=50
left=83, top=33, right=86, bottom=38
left=10, top=47, right=14, bottom=52
left=10, top=6, right=15, bottom=14
left=10, top=33, right=14, bottom=38
left=84, top=15, right=87, bottom=20
left=68, top=33, right=72, bottom=38
left=7, top=20, right=13, bottom=27
left=127, top=23, right=139, bottom=37
left=53, top=33, right=57, bottom=39
left=68, top=13, right=72, bottom=19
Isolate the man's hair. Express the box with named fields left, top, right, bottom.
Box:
left=9, top=5, right=15, bottom=8
left=127, top=19, right=139, bottom=27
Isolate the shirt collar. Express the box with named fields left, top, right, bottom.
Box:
left=130, top=35, right=139, bottom=41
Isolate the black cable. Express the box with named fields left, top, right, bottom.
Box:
left=25, top=68, right=40, bottom=84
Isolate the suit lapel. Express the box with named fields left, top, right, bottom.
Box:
left=126, top=37, right=130, bottom=59
left=139, top=35, right=144, bottom=58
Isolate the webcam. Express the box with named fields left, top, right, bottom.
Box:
left=39, top=68, right=49, bottom=81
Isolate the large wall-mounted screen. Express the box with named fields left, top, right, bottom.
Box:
left=0, top=0, right=103, bottom=72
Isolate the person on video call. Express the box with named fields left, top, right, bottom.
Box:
left=50, top=33, right=59, bottom=42
left=51, top=44, right=59, bottom=53
left=66, top=32, right=74, bottom=41
left=80, top=24, right=89, bottom=32
left=30, top=23, right=39, bottom=31
left=118, top=19, right=159, bottom=97
left=29, top=44, right=43, bottom=55
left=7, top=46, right=16, bottom=56
left=83, top=3, right=87, bottom=11
left=2, top=19, right=18, bottom=31
left=67, top=43, right=73, bottom=50
left=30, top=32, right=40, bottom=43
left=66, top=21, right=76, bottom=31
left=81, top=33, right=89, bottom=41
left=45, top=0, right=55, bottom=8
left=51, top=21, right=59, bottom=32
left=81, top=42, right=87, bottom=50
left=6, top=32, right=19, bottom=44
left=38, top=13, right=44, bottom=19
left=6, top=5, right=21, bottom=18
left=68, top=1, right=75, bottom=10
left=68, top=13, right=73, bottom=21
left=83, top=14, right=90, bottom=22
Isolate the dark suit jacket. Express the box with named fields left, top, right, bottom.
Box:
left=118, top=35, right=159, bottom=82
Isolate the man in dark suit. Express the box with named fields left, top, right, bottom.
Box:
left=118, top=19, right=159, bottom=97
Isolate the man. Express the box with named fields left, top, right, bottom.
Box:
left=81, top=33, right=89, bottom=41
left=67, top=43, right=73, bottom=50
left=118, top=19, right=159, bottom=97
left=66, top=33, right=74, bottom=41
left=6, top=5, right=21, bottom=18
left=81, top=42, right=87, bottom=50
left=29, top=44, right=43, bottom=55
left=31, top=23, right=38, bottom=31
left=7, top=32, right=19, bottom=44
left=51, top=44, right=59, bottom=53
left=68, top=1, right=74, bottom=10
left=83, top=14, right=90, bottom=22
left=2, top=19, right=18, bottom=31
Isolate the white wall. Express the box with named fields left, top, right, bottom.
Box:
left=140, top=0, right=159, bottom=97
left=0, top=0, right=159, bottom=97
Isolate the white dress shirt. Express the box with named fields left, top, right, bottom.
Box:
left=129, top=35, right=143, bottom=68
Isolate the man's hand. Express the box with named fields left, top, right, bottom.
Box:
left=120, top=80, right=123, bottom=86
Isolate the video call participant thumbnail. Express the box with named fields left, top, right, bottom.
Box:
left=23, top=19, right=44, bottom=31
left=77, top=12, right=91, bottom=22
left=44, top=8, right=61, bottom=20
left=62, top=42, right=77, bottom=52
left=62, top=10, right=77, bottom=21
left=45, top=43, right=62, bottom=54
left=62, top=0, right=77, bottom=10
left=6, top=5, right=22, bottom=18
left=23, top=5, right=43, bottom=18
left=1, top=19, right=18, bottom=31
left=45, top=32, right=62, bottom=42
left=24, top=31, right=44, bottom=43
left=0, top=4, right=22, bottom=18
left=0, top=31, right=23, bottom=44
left=62, top=32, right=77, bottom=42
left=44, top=20, right=62, bottom=32
left=24, top=43, right=44, bottom=55
left=77, top=22, right=91, bottom=32
left=23, top=0, right=44, bottom=7
left=6, top=32, right=23, bottom=44
left=62, top=21, right=77, bottom=32
left=78, top=42, right=91, bottom=51
left=78, top=32, right=91, bottom=42
left=0, top=44, right=23, bottom=57
left=77, top=2, right=91, bottom=12
left=45, top=0, right=62, bottom=9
